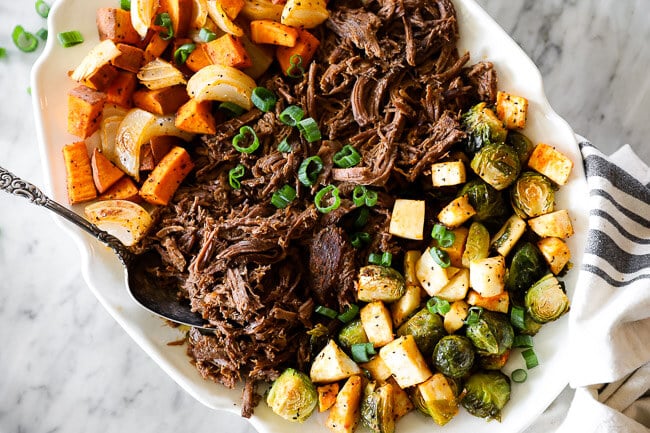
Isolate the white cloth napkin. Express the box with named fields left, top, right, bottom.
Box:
left=528, top=139, right=650, bottom=433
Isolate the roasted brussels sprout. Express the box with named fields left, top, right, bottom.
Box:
left=357, top=265, right=406, bottom=302
left=462, top=221, right=491, bottom=268
left=470, top=143, right=522, bottom=191
left=338, top=319, right=369, bottom=350
left=397, top=308, right=446, bottom=356
left=459, top=179, right=507, bottom=222
left=506, top=130, right=535, bottom=165
left=519, top=309, right=543, bottom=335
left=433, top=335, right=475, bottom=379
left=461, top=371, right=511, bottom=421
left=361, top=381, right=395, bottom=433
left=461, top=102, right=508, bottom=154
left=266, top=368, right=318, bottom=423
left=479, top=349, right=511, bottom=370
left=511, top=171, right=556, bottom=218
left=506, top=242, right=547, bottom=294
left=465, top=310, right=514, bottom=356
left=525, top=273, right=570, bottom=323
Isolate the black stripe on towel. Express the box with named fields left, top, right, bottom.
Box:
left=582, top=154, right=650, bottom=204
left=590, top=209, right=650, bottom=245
left=582, top=264, right=650, bottom=287
left=590, top=189, right=650, bottom=228
left=586, top=229, right=650, bottom=274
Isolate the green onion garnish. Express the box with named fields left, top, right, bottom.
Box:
left=173, top=43, right=195, bottom=65
left=0, top=48, right=6, bottom=59
left=522, top=348, right=539, bottom=369
left=120, top=0, right=131, bottom=11
left=298, top=155, right=323, bottom=186
left=12, top=26, right=38, bottom=52
left=431, top=223, right=455, bottom=248
left=426, top=297, right=451, bottom=315
left=232, top=126, right=260, bottom=153
left=513, top=335, right=534, bottom=348
left=251, top=87, right=277, bottom=112
left=297, top=117, right=321, bottom=142
left=465, top=306, right=483, bottom=325
left=353, top=207, right=369, bottom=229
left=279, top=105, right=304, bottom=126
left=352, top=185, right=378, bottom=207
left=57, top=30, right=84, bottom=48
left=314, top=185, right=341, bottom=214
left=35, top=0, right=50, bottom=18
left=333, top=145, right=361, bottom=168
left=350, top=232, right=371, bottom=248
left=351, top=342, right=376, bottom=363
left=368, top=251, right=392, bottom=267
left=271, top=184, right=296, bottom=209
left=154, top=12, right=174, bottom=40
left=198, top=27, right=217, bottom=42
left=511, top=368, right=528, bottom=383
left=510, top=306, right=526, bottom=330
left=228, top=164, right=245, bottom=189
left=36, top=28, right=48, bottom=40
left=315, top=305, right=338, bottom=319
left=218, top=101, right=245, bottom=118
left=429, top=246, right=451, bottom=268
left=277, top=138, right=292, bottom=153
left=337, top=304, right=359, bottom=323
left=286, top=53, right=305, bottom=78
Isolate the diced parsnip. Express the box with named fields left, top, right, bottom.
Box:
left=403, top=250, right=421, bottom=286
left=431, top=160, right=466, bottom=187
left=240, top=0, right=284, bottom=21
left=111, top=43, right=145, bottom=73
left=495, top=91, right=528, bottom=129
left=67, top=85, right=107, bottom=138
left=205, top=34, right=253, bottom=68
left=84, top=199, right=153, bottom=246
left=391, top=284, right=421, bottom=327
left=379, top=335, right=432, bottom=389
left=281, top=0, right=329, bottom=28
left=466, top=289, right=510, bottom=313
left=174, top=99, right=217, bottom=134
left=139, top=146, right=194, bottom=205
left=528, top=209, right=574, bottom=238
left=96, top=8, right=142, bottom=45
left=435, top=268, right=470, bottom=302
left=417, top=373, right=459, bottom=426
left=389, top=199, right=425, bottom=240
left=537, top=237, right=571, bottom=275
left=276, top=29, right=320, bottom=76
left=310, top=339, right=362, bottom=384
left=99, top=176, right=140, bottom=201
left=437, top=194, right=476, bottom=229
left=105, top=71, right=137, bottom=107
left=439, top=226, right=468, bottom=268
left=63, top=141, right=98, bottom=204
left=359, top=356, right=392, bottom=383
left=490, top=214, right=527, bottom=257
left=443, top=300, right=469, bottom=334
left=469, top=256, right=506, bottom=297
left=250, top=20, right=298, bottom=47
left=360, top=301, right=394, bottom=348
left=326, top=375, right=362, bottom=433
left=206, top=0, right=245, bottom=36
left=132, top=85, right=190, bottom=115
left=318, top=383, right=339, bottom=412
left=386, top=377, right=415, bottom=419
left=416, top=247, right=460, bottom=296
left=158, top=0, right=194, bottom=37
left=527, top=143, right=574, bottom=186
left=91, top=148, right=125, bottom=193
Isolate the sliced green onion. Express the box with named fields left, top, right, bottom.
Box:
left=279, top=105, right=304, bottom=126
left=0, top=48, right=6, bottom=59
left=350, top=232, right=371, bottom=248
left=277, top=138, right=292, bottom=153
left=57, top=31, right=84, bottom=48
left=36, top=28, right=48, bottom=40
left=173, top=43, right=195, bottom=65
left=35, top=0, right=50, bottom=18
left=251, top=87, right=277, bottom=112
left=314, top=185, right=341, bottom=214
left=429, top=247, right=451, bottom=268
left=12, top=26, right=38, bottom=52
left=286, top=53, right=305, bottom=78
left=465, top=306, right=484, bottom=325
left=297, top=117, right=321, bottom=142
left=368, top=251, right=392, bottom=267
left=333, top=145, right=361, bottom=168
left=352, top=186, right=378, bottom=207
left=337, top=304, right=359, bottom=323
left=432, top=224, right=455, bottom=248
left=522, top=348, right=539, bottom=369
left=218, top=101, right=245, bottom=118
left=228, top=164, right=245, bottom=189
left=351, top=342, right=376, bottom=363
left=198, top=27, right=217, bottom=42
left=513, top=335, right=534, bottom=348
left=155, top=12, right=174, bottom=40
left=511, top=368, right=528, bottom=383
left=298, top=156, right=323, bottom=186
left=426, top=297, right=451, bottom=315
left=271, top=184, right=296, bottom=209
left=353, top=207, right=369, bottom=229
left=232, top=126, right=260, bottom=153
left=510, top=306, right=526, bottom=330
left=315, top=305, right=337, bottom=319
left=120, top=0, right=131, bottom=11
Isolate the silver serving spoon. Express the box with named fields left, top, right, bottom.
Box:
left=0, top=165, right=211, bottom=330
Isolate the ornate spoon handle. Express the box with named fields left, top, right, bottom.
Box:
left=0, top=165, right=131, bottom=263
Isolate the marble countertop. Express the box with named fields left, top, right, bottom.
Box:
left=0, top=1, right=648, bottom=432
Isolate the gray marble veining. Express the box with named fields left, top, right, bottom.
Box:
left=0, top=1, right=648, bottom=433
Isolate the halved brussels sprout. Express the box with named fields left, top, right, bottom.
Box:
left=465, top=310, right=514, bottom=356
left=360, top=381, right=395, bottom=433
left=506, top=242, right=547, bottom=294
left=479, top=349, right=511, bottom=370
left=461, top=102, right=508, bottom=154
left=338, top=319, right=369, bottom=350
left=433, top=335, right=475, bottom=379
left=266, top=368, right=318, bottom=422
left=470, top=143, right=521, bottom=191
left=519, top=309, right=543, bottom=336
left=511, top=171, right=556, bottom=218
left=525, top=273, right=570, bottom=323
left=396, top=308, right=446, bottom=356
left=357, top=265, right=406, bottom=302
left=461, top=371, right=511, bottom=421
left=458, top=179, right=507, bottom=222
left=506, top=130, right=535, bottom=165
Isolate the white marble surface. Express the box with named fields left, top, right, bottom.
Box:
left=0, top=1, right=648, bottom=433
